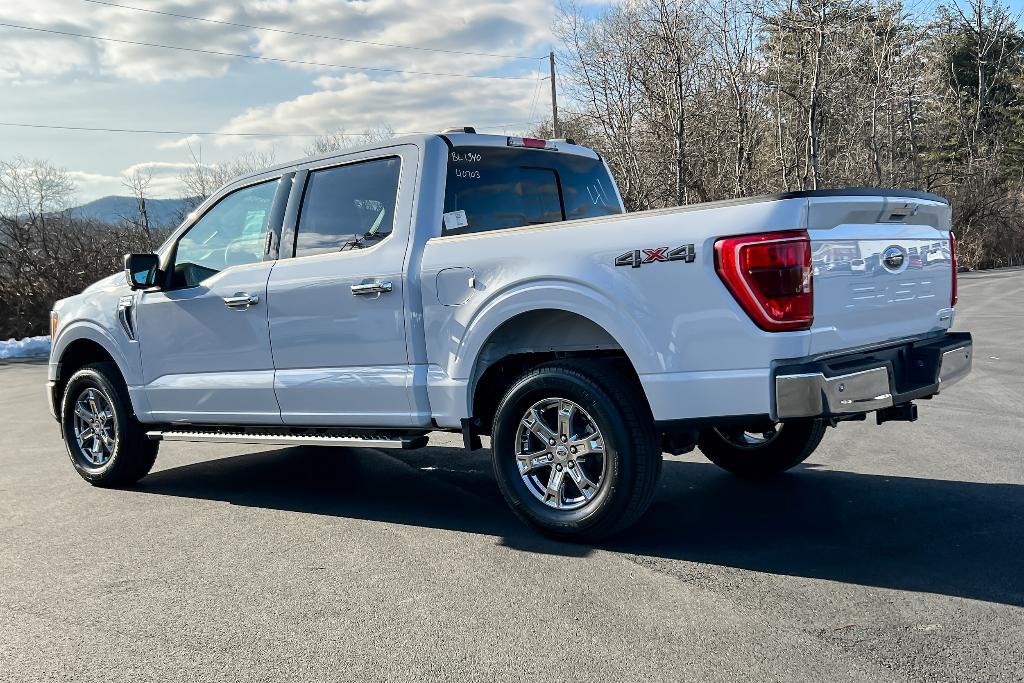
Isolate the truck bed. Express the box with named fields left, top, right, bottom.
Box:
left=421, top=187, right=957, bottom=425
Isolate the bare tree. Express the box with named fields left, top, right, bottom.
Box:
left=121, top=167, right=153, bottom=236
left=303, top=127, right=394, bottom=156
left=552, top=0, right=1024, bottom=268
left=177, top=144, right=278, bottom=214
left=0, top=158, right=160, bottom=338
left=0, top=155, right=75, bottom=222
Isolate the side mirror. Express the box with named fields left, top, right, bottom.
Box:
left=124, top=253, right=161, bottom=290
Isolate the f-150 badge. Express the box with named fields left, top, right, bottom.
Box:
left=615, top=244, right=696, bottom=268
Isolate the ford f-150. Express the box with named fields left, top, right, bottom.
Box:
left=47, top=128, right=973, bottom=539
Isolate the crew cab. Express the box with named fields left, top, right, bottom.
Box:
left=47, top=129, right=973, bottom=539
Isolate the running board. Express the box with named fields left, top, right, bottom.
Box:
left=146, top=429, right=428, bottom=450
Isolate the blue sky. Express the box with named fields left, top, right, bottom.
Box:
left=0, top=0, right=564, bottom=200
left=1, top=0, right=1022, bottom=201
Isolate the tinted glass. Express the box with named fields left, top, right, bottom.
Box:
left=442, top=146, right=622, bottom=236
left=295, top=157, right=402, bottom=257
left=173, top=179, right=279, bottom=287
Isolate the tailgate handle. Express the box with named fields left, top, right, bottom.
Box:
left=885, top=205, right=916, bottom=222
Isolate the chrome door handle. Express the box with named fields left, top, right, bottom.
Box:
left=351, top=281, right=393, bottom=296
left=223, top=292, right=260, bottom=309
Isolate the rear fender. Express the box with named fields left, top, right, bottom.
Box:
left=452, top=279, right=656, bottom=382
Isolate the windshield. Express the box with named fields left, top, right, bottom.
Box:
left=442, top=145, right=622, bottom=236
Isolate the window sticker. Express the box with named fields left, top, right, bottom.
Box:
left=443, top=210, right=469, bottom=231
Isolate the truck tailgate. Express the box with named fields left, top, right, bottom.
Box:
left=807, top=195, right=955, bottom=355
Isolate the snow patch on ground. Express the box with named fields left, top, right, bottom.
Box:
left=0, top=336, right=51, bottom=359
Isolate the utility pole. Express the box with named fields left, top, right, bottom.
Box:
left=549, top=50, right=559, bottom=138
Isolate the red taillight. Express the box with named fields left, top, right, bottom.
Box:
left=950, top=231, right=958, bottom=306
left=714, top=230, right=813, bottom=332
left=522, top=137, right=547, bottom=148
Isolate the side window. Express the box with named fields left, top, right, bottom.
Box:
left=172, top=179, right=279, bottom=287
left=294, top=156, right=402, bottom=257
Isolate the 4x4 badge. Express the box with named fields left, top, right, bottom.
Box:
left=615, top=244, right=695, bottom=268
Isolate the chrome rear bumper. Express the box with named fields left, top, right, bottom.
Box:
left=774, top=333, right=972, bottom=420
left=938, top=344, right=973, bottom=387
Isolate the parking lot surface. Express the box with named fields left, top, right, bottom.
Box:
left=1, top=269, right=1022, bottom=681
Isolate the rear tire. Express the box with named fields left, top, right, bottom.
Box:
left=490, top=360, right=661, bottom=541
left=697, top=419, right=826, bottom=478
left=60, top=362, right=158, bottom=486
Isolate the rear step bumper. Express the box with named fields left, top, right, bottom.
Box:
left=146, top=429, right=429, bottom=449
left=774, top=332, right=972, bottom=420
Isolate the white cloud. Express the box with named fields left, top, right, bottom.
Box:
left=245, top=1, right=550, bottom=76
left=67, top=161, right=202, bottom=200
left=0, top=33, right=93, bottom=84
left=0, top=0, right=551, bottom=84
left=216, top=72, right=545, bottom=142
left=58, top=66, right=551, bottom=199
left=157, top=134, right=204, bottom=151
left=66, top=170, right=121, bottom=200
left=1, top=0, right=558, bottom=201
left=120, top=161, right=203, bottom=197
left=157, top=69, right=551, bottom=179
left=0, top=0, right=241, bottom=82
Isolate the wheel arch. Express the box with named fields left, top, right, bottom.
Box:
left=52, top=324, right=136, bottom=414
left=466, top=307, right=649, bottom=433
left=453, top=279, right=657, bottom=374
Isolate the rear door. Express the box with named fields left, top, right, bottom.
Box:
left=267, top=146, right=422, bottom=427
left=807, top=194, right=955, bottom=355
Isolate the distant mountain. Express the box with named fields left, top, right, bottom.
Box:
left=70, top=196, right=195, bottom=228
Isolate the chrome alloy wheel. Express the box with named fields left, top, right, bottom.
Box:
left=713, top=423, right=784, bottom=449
left=72, top=387, right=118, bottom=466
left=514, top=398, right=606, bottom=510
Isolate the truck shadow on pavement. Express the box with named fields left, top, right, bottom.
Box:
left=136, top=445, right=1023, bottom=607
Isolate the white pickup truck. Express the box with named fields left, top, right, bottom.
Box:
left=48, top=129, right=972, bottom=539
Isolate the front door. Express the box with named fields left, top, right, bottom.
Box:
left=136, top=177, right=286, bottom=424
left=268, top=150, right=421, bottom=427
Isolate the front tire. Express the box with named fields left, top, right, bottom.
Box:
left=490, top=360, right=661, bottom=541
left=697, top=419, right=826, bottom=478
left=60, top=362, right=158, bottom=486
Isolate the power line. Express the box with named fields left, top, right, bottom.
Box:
left=0, top=122, right=323, bottom=137
left=0, top=22, right=536, bottom=81
left=0, top=121, right=543, bottom=137
left=80, top=0, right=547, bottom=61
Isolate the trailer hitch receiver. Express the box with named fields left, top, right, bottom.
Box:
left=876, top=402, right=918, bottom=425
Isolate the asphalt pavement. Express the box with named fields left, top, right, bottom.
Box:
left=1, top=269, right=1021, bottom=681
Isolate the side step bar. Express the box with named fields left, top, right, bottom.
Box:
left=146, top=429, right=429, bottom=450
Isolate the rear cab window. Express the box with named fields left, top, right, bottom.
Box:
left=442, top=145, right=622, bottom=236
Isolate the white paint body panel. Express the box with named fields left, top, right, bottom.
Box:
left=135, top=261, right=280, bottom=424
left=272, top=365, right=426, bottom=427
left=805, top=197, right=954, bottom=355
left=49, top=132, right=958, bottom=431
left=420, top=199, right=814, bottom=426
left=266, top=144, right=424, bottom=426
